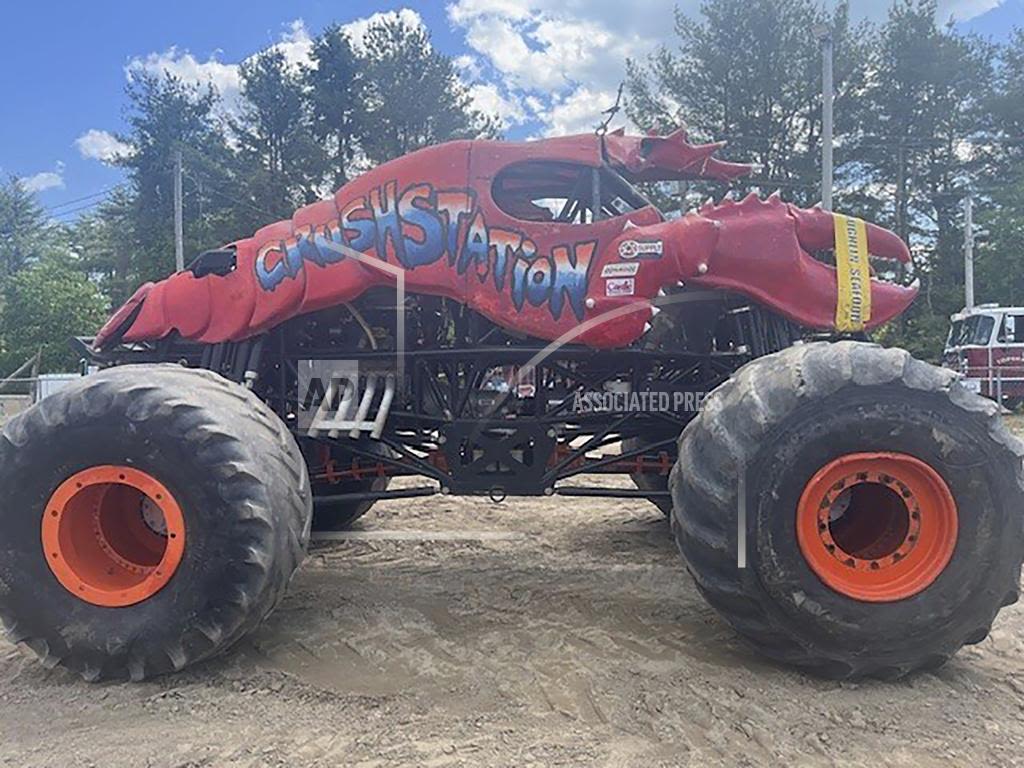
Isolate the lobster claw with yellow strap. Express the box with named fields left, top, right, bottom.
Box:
left=832, top=213, right=873, bottom=333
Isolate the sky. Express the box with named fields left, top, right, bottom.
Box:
left=1, top=0, right=1020, bottom=222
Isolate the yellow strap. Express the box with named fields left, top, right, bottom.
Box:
left=833, top=213, right=871, bottom=332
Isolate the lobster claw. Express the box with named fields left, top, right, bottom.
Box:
left=683, top=195, right=918, bottom=331
left=790, top=205, right=911, bottom=264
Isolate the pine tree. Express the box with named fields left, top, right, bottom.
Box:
left=860, top=0, right=997, bottom=355
left=356, top=16, right=497, bottom=165
left=0, top=177, right=64, bottom=281
left=119, top=72, right=238, bottom=279
left=626, top=0, right=867, bottom=207
left=233, top=48, right=321, bottom=219
left=305, top=26, right=365, bottom=189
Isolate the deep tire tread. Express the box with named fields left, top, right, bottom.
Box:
left=0, top=364, right=312, bottom=682
left=670, top=341, right=1024, bottom=679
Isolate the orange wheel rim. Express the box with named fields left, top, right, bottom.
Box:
left=41, top=466, right=185, bottom=608
left=796, top=452, right=957, bottom=602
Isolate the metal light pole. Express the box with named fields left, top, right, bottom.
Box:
left=814, top=24, right=834, bottom=211
left=173, top=148, right=184, bottom=272
left=964, top=194, right=975, bottom=310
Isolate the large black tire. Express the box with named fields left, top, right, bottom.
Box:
left=622, top=437, right=673, bottom=516
left=0, top=365, right=312, bottom=681
left=670, top=341, right=1024, bottom=679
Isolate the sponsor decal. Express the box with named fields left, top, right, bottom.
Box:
left=600, top=262, right=640, bottom=278
left=605, top=277, right=635, bottom=297
left=618, top=239, right=663, bottom=260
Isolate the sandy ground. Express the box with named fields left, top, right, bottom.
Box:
left=1, top=418, right=1023, bottom=767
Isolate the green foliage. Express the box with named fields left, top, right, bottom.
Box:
left=0, top=178, right=66, bottom=281
left=627, top=0, right=866, bottom=207
left=989, top=29, right=1024, bottom=142
left=854, top=1, right=998, bottom=361
left=628, top=0, right=1021, bottom=362
left=357, top=17, right=498, bottom=165
left=70, top=186, right=140, bottom=307
left=977, top=169, right=1024, bottom=308
left=0, top=256, right=109, bottom=374
left=305, top=25, right=365, bottom=188
left=234, top=49, right=322, bottom=220
left=0, top=180, right=107, bottom=376
left=119, top=72, right=241, bottom=281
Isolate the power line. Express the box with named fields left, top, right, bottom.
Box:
left=183, top=157, right=294, bottom=222
left=50, top=200, right=107, bottom=219
left=46, top=188, right=113, bottom=213
left=185, top=167, right=280, bottom=220
left=174, top=143, right=285, bottom=220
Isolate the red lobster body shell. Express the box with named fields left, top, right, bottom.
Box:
left=96, top=130, right=916, bottom=350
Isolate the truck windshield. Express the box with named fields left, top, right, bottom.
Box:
left=957, top=314, right=995, bottom=346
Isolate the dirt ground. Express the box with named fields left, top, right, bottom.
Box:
left=2, top=418, right=1023, bottom=767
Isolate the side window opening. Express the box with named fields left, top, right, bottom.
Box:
left=998, top=314, right=1024, bottom=343
left=492, top=161, right=657, bottom=224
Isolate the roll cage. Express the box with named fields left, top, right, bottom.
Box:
left=491, top=161, right=658, bottom=225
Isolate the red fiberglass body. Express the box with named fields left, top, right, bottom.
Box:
left=95, top=128, right=917, bottom=350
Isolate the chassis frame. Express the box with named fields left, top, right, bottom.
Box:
left=80, top=293, right=811, bottom=509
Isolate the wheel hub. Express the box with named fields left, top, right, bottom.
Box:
left=796, top=452, right=957, bottom=602
left=815, top=469, right=922, bottom=572
left=140, top=495, right=169, bottom=537
left=42, top=466, right=186, bottom=607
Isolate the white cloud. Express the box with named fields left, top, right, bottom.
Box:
left=448, top=0, right=665, bottom=134
left=446, top=0, right=1005, bottom=137
left=458, top=11, right=640, bottom=94
left=74, top=129, right=132, bottom=163
left=543, top=87, right=621, bottom=136
left=127, top=47, right=242, bottom=95
left=939, top=0, right=1003, bottom=21
left=123, top=19, right=316, bottom=116
left=448, top=0, right=534, bottom=24
left=274, top=19, right=315, bottom=69
left=21, top=163, right=65, bottom=193
left=341, top=9, right=426, bottom=51
left=454, top=54, right=483, bottom=80
left=468, top=82, right=527, bottom=127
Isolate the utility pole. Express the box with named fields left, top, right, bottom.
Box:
left=173, top=148, right=184, bottom=272
left=815, top=24, right=834, bottom=211
left=964, top=194, right=975, bottom=310
left=895, top=144, right=907, bottom=242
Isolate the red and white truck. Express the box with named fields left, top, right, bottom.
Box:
left=944, top=304, right=1024, bottom=409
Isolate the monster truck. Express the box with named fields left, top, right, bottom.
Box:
left=1, top=127, right=1021, bottom=682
